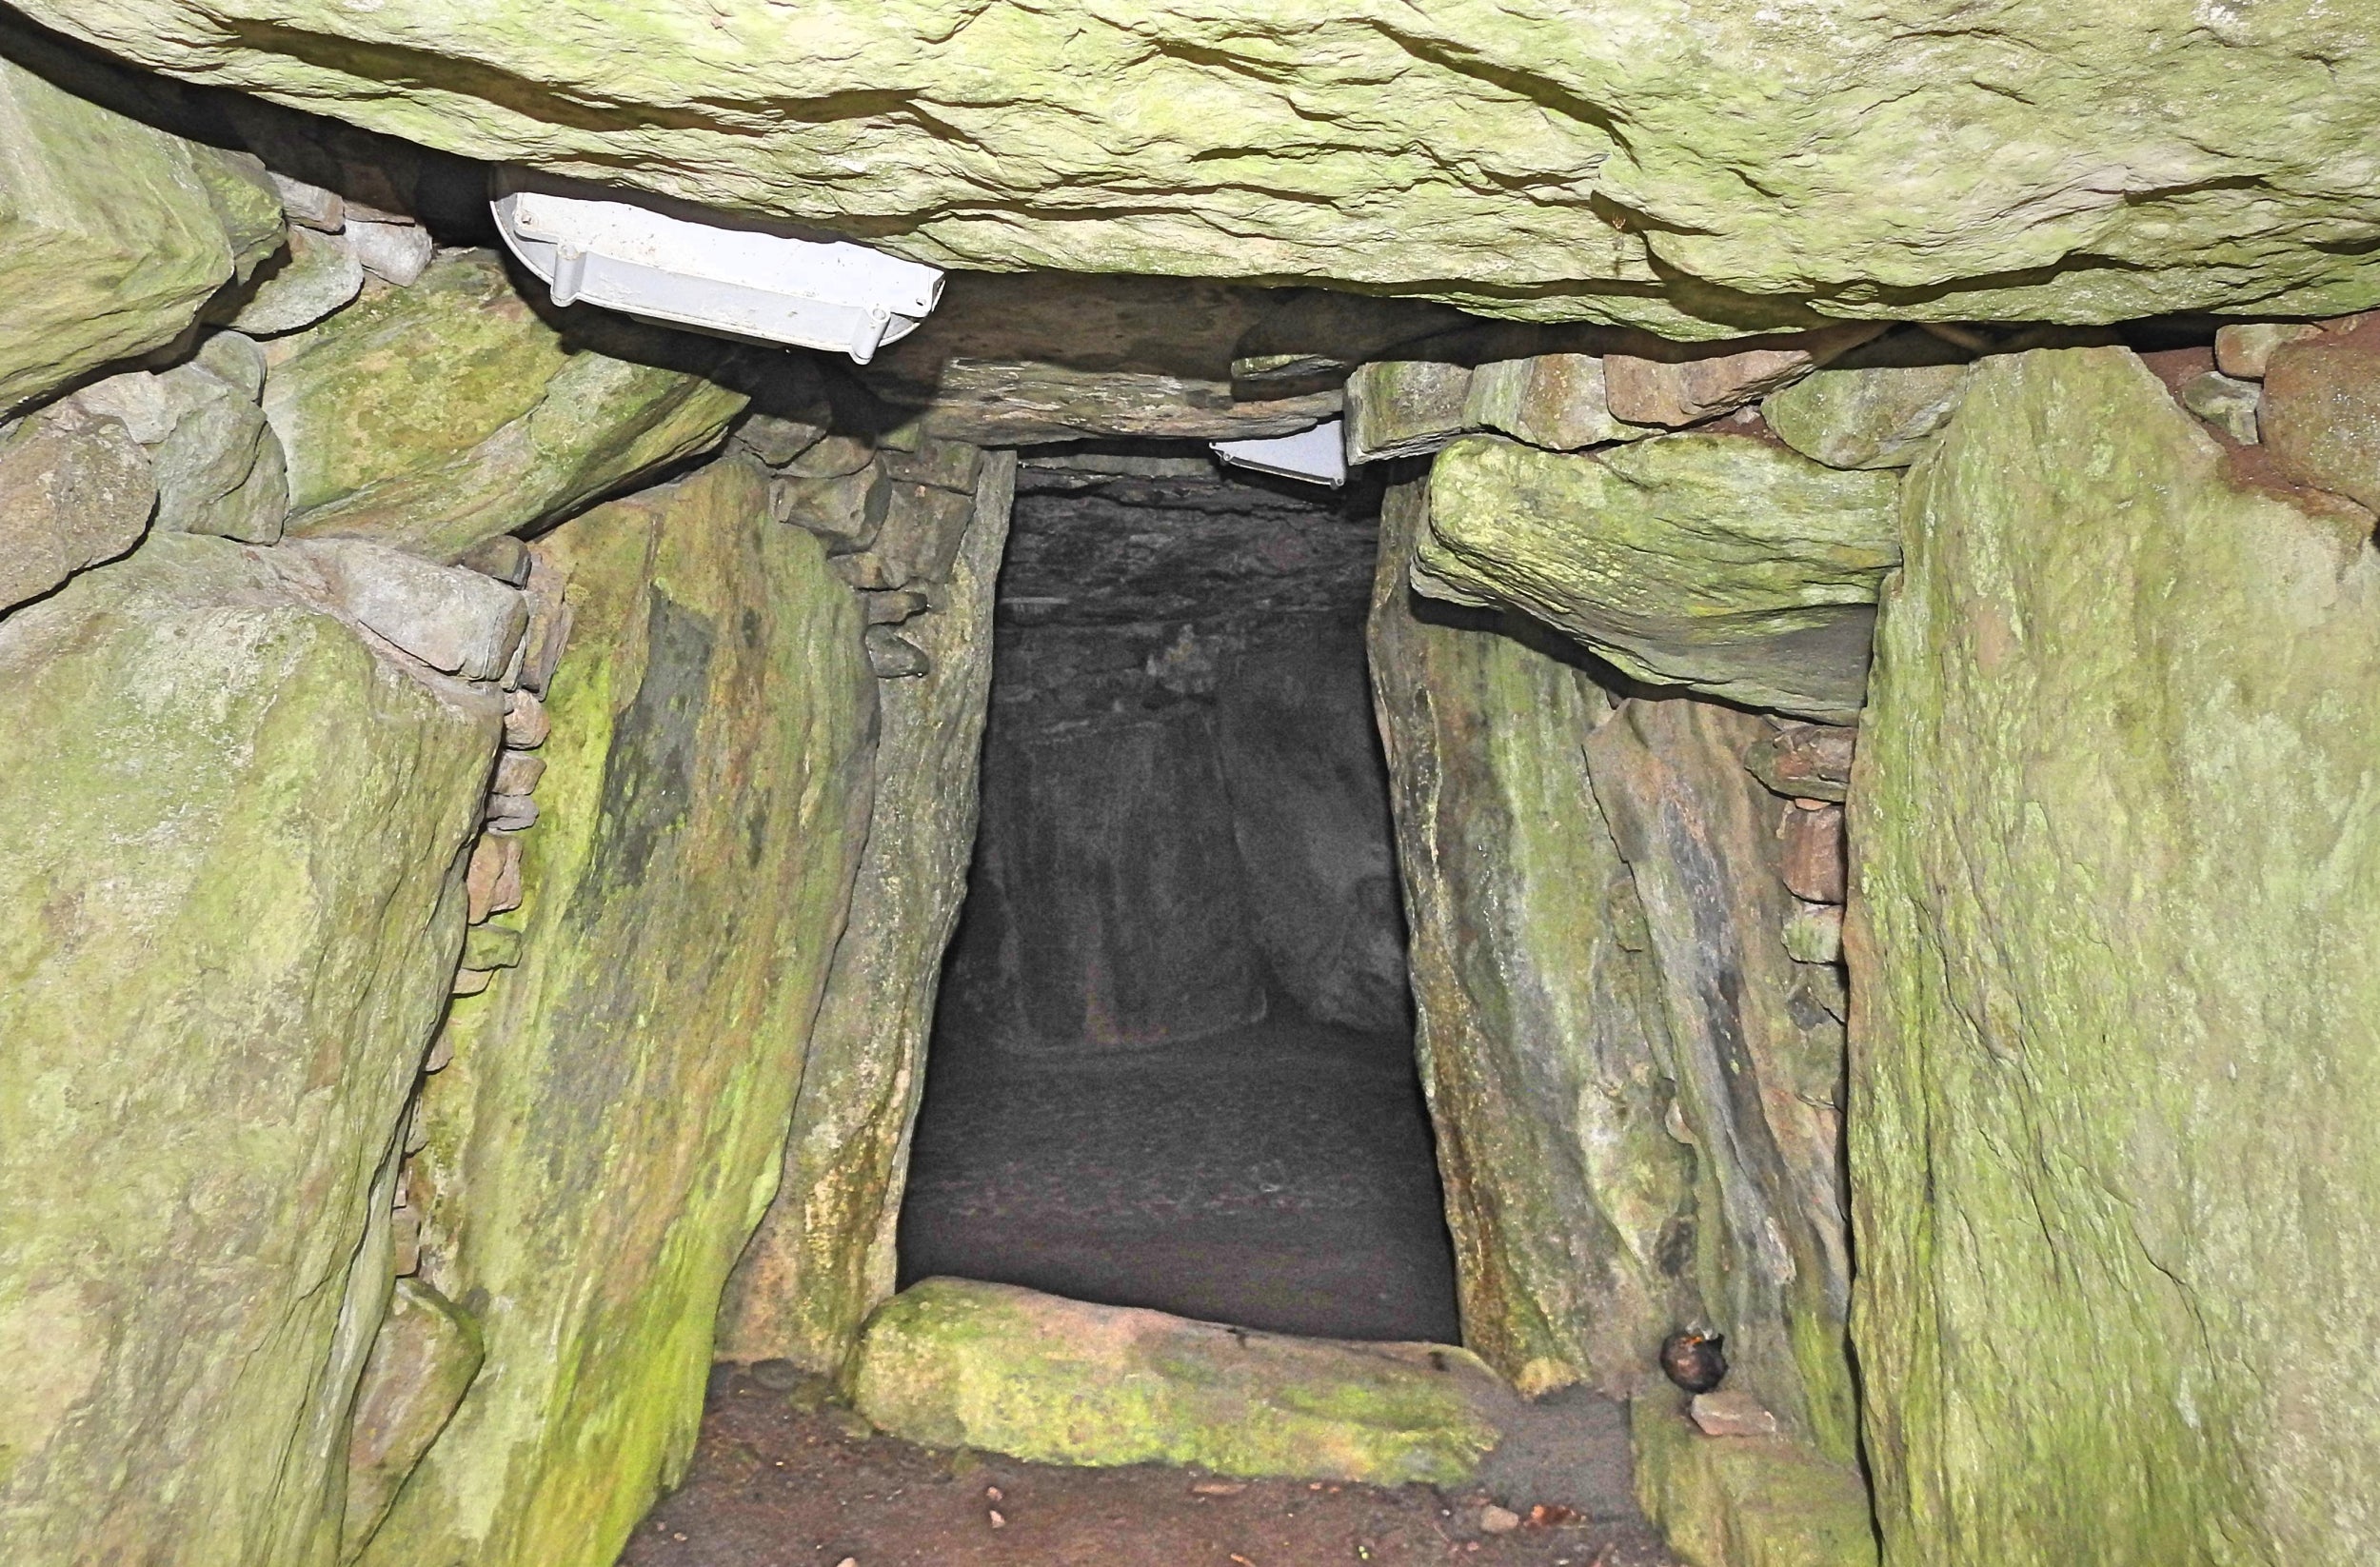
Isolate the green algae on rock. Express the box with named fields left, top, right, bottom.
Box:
left=1850, top=347, right=2380, bottom=1565
left=1631, top=1398, right=1877, bottom=1567
left=851, top=1279, right=1505, bottom=1486
left=265, top=250, right=750, bottom=562
left=361, top=459, right=876, bottom=1567
left=0, top=50, right=281, bottom=412
left=1367, top=473, right=1687, bottom=1400
left=0, top=532, right=499, bottom=1566
left=341, top=1278, right=485, bottom=1559
left=718, top=454, right=1014, bottom=1372
left=1760, top=333, right=1973, bottom=471
left=21, top=1, right=2378, bottom=334
left=1415, top=433, right=1901, bottom=721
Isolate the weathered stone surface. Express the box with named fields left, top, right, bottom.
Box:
left=1850, top=347, right=2380, bottom=1565
left=0, top=49, right=281, bottom=413
left=1633, top=1398, right=1877, bottom=1567
left=1587, top=700, right=1858, bottom=1467
left=0, top=532, right=499, bottom=1565
left=1607, top=328, right=1881, bottom=427
left=838, top=480, right=975, bottom=589
left=2214, top=322, right=2322, bottom=381
left=342, top=1278, right=484, bottom=1559
left=0, top=399, right=153, bottom=613
left=862, top=273, right=1336, bottom=445
left=228, top=224, right=363, bottom=336
left=1761, top=334, right=1973, bottom=470
left=74, top=356, right=288, bottom=542
left=367, top=459, right=874, bottom=1567
left=272, top=538, right=527, bottom=681
left=2260, top=325, right=2380, bottom=510
left=774, top=463, right=889, bottom=553
left=1346, top=359, right=1476, bottom=462
left=1777, top=804, right=1846, bottom=905
left=2180, top=369, right=2261, bottom=446
left=346, top=218, right=433, bottom=286
left=266, top=249, right=750, bottom=562
left=1216, top=622, right=1409, bottom=1034
left=28, top=2, right=2380, bottom=332
left=719, top=454, right=1015, bottom=1371
left=1463, top=355, right=1650, bottom=452
left=1368, top=474, right=1687, bottom=1399
left=1414, top=434, right=1902, bottom=721
left=851, top=1279, right=1505, bottom=1486
left=1744, top=724, right=1855, bottom=804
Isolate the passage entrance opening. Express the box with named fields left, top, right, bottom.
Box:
left=895, top=450, right=1461, bottom=1342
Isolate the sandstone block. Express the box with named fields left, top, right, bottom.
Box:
left=2181, top=370, right=2262, bottom=445
left=347, top=217, right=435, bottom=285
left=1761, top=333, right=1972, bottom=469
left=1345, top=358, right=1476, bottom=462
left=850, top=1279, right=1506, bottom=1487
left=273, top=538, right=528, bottom=680
left=2214, top=322, right=2321, bottom=380
left=268, top=249, right=748, bottom=561
left=228, top=224, right=363, bottom=336
left=1462, top=354, right=1649, bottom=451
left=0, top=399, right=153, bottom=614
left=1605, top=327, right=1881, bottom=427
left=2260, top=329, right=2380, bottom=510
left=1691, top=1391, right=1782, bottom=1438
left=1415, top=433, right=1901, bottom=720
left=1744, top=724, right=1855, bottom=803
left=774, top=462, right=889, bottom=554
left=1777, top=803, right=1846, bottom=904
left=343, top=1278, right=485, bottom=1558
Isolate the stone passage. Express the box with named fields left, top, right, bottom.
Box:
left=896, top=456, right=1462, bottom=1342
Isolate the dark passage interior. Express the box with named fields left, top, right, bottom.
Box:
left=897, top=453, right=1462, bottom=1342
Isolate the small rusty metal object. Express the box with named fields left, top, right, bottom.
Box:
left=1660, top=1330, right=1729, bottom=1394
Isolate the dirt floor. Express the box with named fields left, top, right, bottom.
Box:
left=617, top=1366, right=1680, bottom=1567
left=898, top=1013, right=1462, bottom=1343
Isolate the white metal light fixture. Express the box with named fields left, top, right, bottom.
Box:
left=1209, top=419, right=1347, bottom=487
left=489, top=169, right=943, bottom=364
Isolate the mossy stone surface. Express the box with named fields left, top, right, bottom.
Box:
left=25, top=1, right=2380, bottom=334
left=718, top=455, right=1013, bottom=1372
left=851, top=1279, right=1506, bottom=1486
left=266, top=250, right=749, bottom=562
left=1761, top=335, right=1973, bottom=471
left=361, top=460, right=876, bottom=1567
left=0, top=51, right=280, bottom=413
left=1850, top=347, right=2380, bottom=1564
left=1631, top=1397, right=1876, bottom=1567
left=0, top=533, right=498, bottom=1565
left=1416, top=434, right=1901, bottom=720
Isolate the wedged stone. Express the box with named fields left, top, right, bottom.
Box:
left=719, top=455, right=1015, bottom=1370
left=0, top=399, right=153, bottom=613
left=861, top=272, right=1337, bottom=445
left=342, top=1278, right=485, bottom=1559
left=1777, top=803, right=1845, bottom=904
left=850, top=1279, right=1506, bottom=1486
left=1850, top=347, right=2380, bottom=1564
left=29, top=1, right=2380, bottom=333
left=228, top=225, right=363, bottom=336
left=346, top=218, right=434, bottom=286
left=1744, top=723, right=1855, bottom=803
left=2259, top=326, right=2380, bottom=510
left=196, top=327, right=268, bottom=399
left=1781, top=902, right=1843, bottom=966
left=1605, top=327, right=1882, bottom=427
left=1367, top=474, right=1688, bottom=1399
left=0, top=532, right=499, bottom=1566
left=364, top=459, right=875, bottom=1567
left=774, top=464, right=888, bottom=553
left=1231, top=289, right=1478, bottom=399
left=2214, top=322, right=2320, bottom=380
left=0, top=50, right=283, bottom=413
left=2181, top=369, right=2261, bottom=445
left=863, top=624, right=930, bottom=678
left=838, top=482, right=974, bottom=589
left=272, top=538, right=528, bottom=681
left=1463, top=354, right=1649, bottom=451
left=74, top=358, right=288, bottom=543
left=1345, top=359, right=1476, bottom=462
left=1760, top=333, right=1973, bottom=469
left=266, top=249, right=749, bottom=562
left=883, top=436, right=983, bottom=492
left=1414, top=433, right=1902, bottom=721
left=1632, top=1398, right=1877, bottom=1567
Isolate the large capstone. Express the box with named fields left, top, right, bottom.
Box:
left=1413, top=432, right=1902, bottom=721
left=264, top=249, right=749, bottom=562
left=1850, top=347, right=2380, bottom=1564
left=360, top=459, right=876, bottom=1567
left=0, top=532, right=500, bottom=1566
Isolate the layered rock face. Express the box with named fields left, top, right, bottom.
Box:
left=25, top=2, right=2378, bottom=334
left=366, top=461, right=876, bottom=1567
left=1850, top=347, right=2380, bottom=1564
left=0, top=535, right=502, bottom=1565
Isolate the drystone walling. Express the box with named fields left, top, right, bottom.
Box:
left=3, top=6, right=2379, bottom=1567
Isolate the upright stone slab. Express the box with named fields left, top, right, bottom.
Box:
left=1367, top=473, right=1688, bottom=1398
left=1851, top=347, right=2380, bottom=1565
left=266, top=250, right=749, bottom=562
left=0, top=50, right=281, bottom=412
left=0, top=534, right=499, bottom=1566
left=718, top=453, right=1015, bottom=1372
left=364, top=460, right=876, bottom=1567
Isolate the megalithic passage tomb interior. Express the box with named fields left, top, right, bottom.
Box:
left=3, top=6, right=2377, bottom=1566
